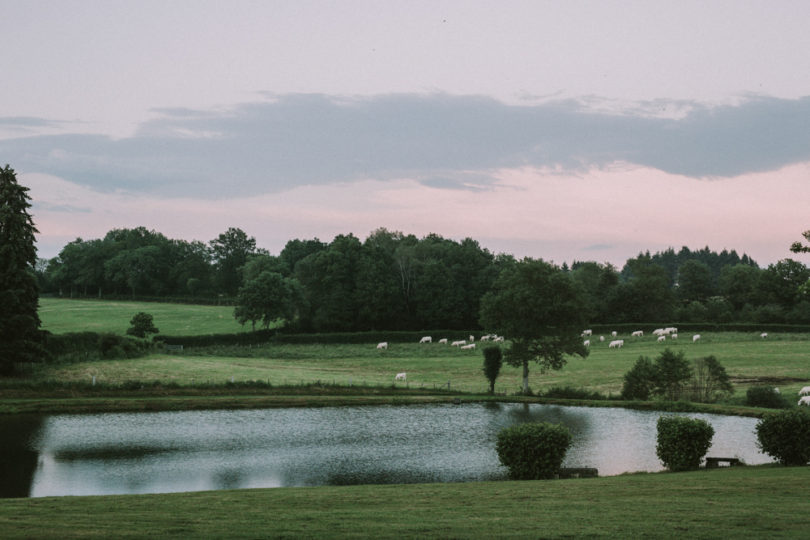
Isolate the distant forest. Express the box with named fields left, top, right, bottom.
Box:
left=36, top=226, right=810, bottom=331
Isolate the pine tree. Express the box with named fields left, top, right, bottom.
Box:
left=0, top=165, right=45, bottom=374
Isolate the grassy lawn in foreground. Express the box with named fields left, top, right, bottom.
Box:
left=1, top=466, right=809, bottom=538
left=39, top=297, right=246, bottom=336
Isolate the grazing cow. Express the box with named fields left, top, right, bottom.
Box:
left=692, top=334, right=701, bottom=343
left=582, top=329, right=593, bottom=337
left=760, top=332, right=768, bottom=339
left=631, top=330, right=643, bottom=337
left=493, top=336, right=505, bottom=342
left=663, top=327, right=678, bottom=335
left=611, top=331, right=618, bottom=337
left=376, top=342, right=388, bottom=350
left=799, top=396, right=810, bottom=407
left=657, top=336, right=666, bottom=343
left=461, top=343, right=476, bottom=350
left=599, top=335, right=605, bottom=342
left=419, top=336, right=432, bottom=344
left=608, top=339, right=624, bottom=349
left=671, top=333, right=678, bottom=340
left=480, top=334, right=491, bottom=341
left=438, top=338, right=448, bottom=344
left=652, top=328, right=665, bottom=336
left=395, top=372, right=406, bottom=381
left=451, top=340, right=466, bottom=347
left=583, top=340, right=590, bottom=347
left=799, top=386, right=810, bottom=396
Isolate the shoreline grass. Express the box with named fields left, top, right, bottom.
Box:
left=1, top=466, right=809, bottom=538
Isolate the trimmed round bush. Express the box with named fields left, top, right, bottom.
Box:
left=745, top=386, right=790, bottom=409
left=496, top=422, right=572, bottom=480
left=656, top=416, right=714, bottom=471
left=755, top=409, right=810, bottom=466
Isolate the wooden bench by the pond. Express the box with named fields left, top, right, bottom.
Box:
left=705, top=457, right=742, bottom=468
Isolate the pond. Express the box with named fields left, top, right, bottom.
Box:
left=0, top=403, right=769, bottom=498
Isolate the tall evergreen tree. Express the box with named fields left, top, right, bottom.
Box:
left=0, top=165, right=45, bottom=374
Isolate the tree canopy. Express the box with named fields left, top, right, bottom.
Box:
left=479, top=258, right=589, bottom=394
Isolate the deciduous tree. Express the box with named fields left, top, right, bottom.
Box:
left=479, top=259, right=588, bottom=394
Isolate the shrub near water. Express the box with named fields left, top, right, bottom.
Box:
left=756, top=409, right=810, bottom=465
left=496, top=422, right=572, bottom=480
left=656, top=416, right=714, bottom=471
left=745, top=386, right=790, bottom=409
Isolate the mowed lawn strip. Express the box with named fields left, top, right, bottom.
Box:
left=1, top=466, right=808, bottom=538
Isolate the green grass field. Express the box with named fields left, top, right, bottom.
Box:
left=28, top=331, right=810, bottom=399
left=39, top=297, right=246, bottom=336
left=1, top=466, right=809, bottom=538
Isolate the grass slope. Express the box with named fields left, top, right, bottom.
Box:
left=1, top=466, right=809, bottom=538
left=39, top=297, right=245, bottom=336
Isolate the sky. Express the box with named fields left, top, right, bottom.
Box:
left=2, top=0, right=810, bottom=267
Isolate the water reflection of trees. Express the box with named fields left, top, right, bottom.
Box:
left=0, top=415, right=43, bottom=498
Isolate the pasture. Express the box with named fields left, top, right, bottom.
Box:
left=28, top=330, right=810, bottom=399
left=38, top=297, right=245, bottom=336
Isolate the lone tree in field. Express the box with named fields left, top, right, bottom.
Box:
left=0, top=165, right=46, bottom=374
left=479, top=258, right=589, bottom=394
left=482, top=345, right=503, bottom=394
left=126, top=312, right=159, bottom=338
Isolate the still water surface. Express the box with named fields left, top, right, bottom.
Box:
left=2, top=404, right=768, bottom=497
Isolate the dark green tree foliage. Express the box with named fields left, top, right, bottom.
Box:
left=756, top=409, right=810, bottom=466
left=482, top=345, right=503, bottom=394
left=621, top=356, right=657, bottom=400
left=745, top=386, right=790, bottom=409
left=126, top=312, right=159, bottom=338
left=209, top=227, right=258, bottom=296
left=677, top=260, right=714, bottom=304
left=234, top=271, right=302, bottom=330
left=689, top=355, right=733, bottom=403
left=656, top=416, right=714, bottom=471
left=653, top=349, right=692, bottom=401
left=479, top=259, right=588, bottom=394
left=0, top=165, right=46, bottom=373
left=496, top=422, right=572, bottom=480
left=790, top=230, right=810, bottom=254
left=613, top=254, right=675, bottom=322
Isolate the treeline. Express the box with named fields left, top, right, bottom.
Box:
left=37, top=226, right=810, bottom=331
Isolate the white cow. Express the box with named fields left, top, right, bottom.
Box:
left=582, top=329, right=593, bottom=337
left=631, top=330, right=643, bottom=337
left=652, top=328, right=665, bottom=336
left=376, top=342, right=388, bottom=350
left=469, top=335, right=475, bottom=342
left=438, top=338, right=448, bottom=344
left=493, top=336, right=505, bottom=342
left=419, top=336, right=432, bottom=344
left=799, top=396, right=810, bottom=407
left=451, top=340, right=466, bottom=347
left=671, top=333, right=678, bottom=340
left=799, top=386, right=810, bottom=396
left=599, top=335, right=605, bottom=342
left=583, top=340, right=590, bottom=347
left=608, top=339, right=624, bottom=349
left=480, top=335, right=491, bottom=342
left=461, top=343, right=476, bottom=350
left=611, top=331, right=618, bottom=337
left=760, top=332, right=768, bottom=339
left=692, top=334, right=701, bottom=343
left=663, top=327, right=678, bottom=335
left=657, top=335, right=666, bottom=343
left=395, top=372, right=406, bottom=381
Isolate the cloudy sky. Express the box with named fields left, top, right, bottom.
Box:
left=3, top=1, right=810, bottom=266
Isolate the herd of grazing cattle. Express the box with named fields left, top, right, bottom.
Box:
left=382, top=330, right=809, bottom=401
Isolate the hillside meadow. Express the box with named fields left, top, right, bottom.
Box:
left=24, top=299, right=810, bottom=399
